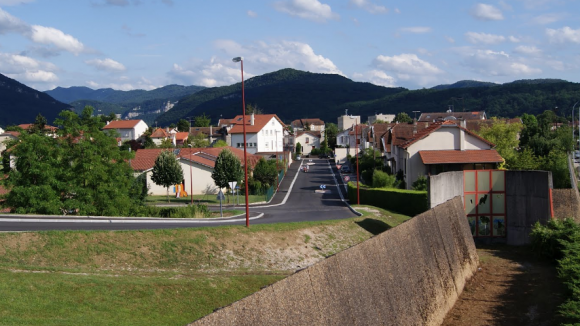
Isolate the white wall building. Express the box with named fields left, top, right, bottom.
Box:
left=103, top=119, right=148, bottom=142
left=294, top=131, right=321, bottom=155
left=229, top=113, right=285, bottom=155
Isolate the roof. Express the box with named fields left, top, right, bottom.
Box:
left=290, top=118, right=325, bottom=128
left=174, top=132, right=189, bottom=142
left=17, top=124, right=58, bottom=132
left=103, top=120, right=143, bottom=129
left=150, top=128, right=170, bottom=138
left=296, top=130, right=321, bottom=138
left=131, top=146, right=260, bottom=172
left=384, top=122, right=432, bottom=150
left=399, top=121, right=495, bottom=149
left=189, top=127, right=223, bottom=137
left=218, top=118, right=234, bottom=127
left=229, top=114, right=285, bottom=134
left=419, top=149, right=503, bottom=164
left=418, top=111, right=486, bottom=122
left=0, top=131, right=20, bottom=138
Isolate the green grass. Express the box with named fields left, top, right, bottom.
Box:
left=0, top=206, right=411, bottom=325
left=145, top=194, right=267, bottom=205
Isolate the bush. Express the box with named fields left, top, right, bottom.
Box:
left=310, top=148, right=320, bottom=155
left=412, top=175, right=427, bottom=191
left=372, top=169, right=397, bottom=188
left=347, top=181, right=427, bottom=216
left=138, top=204, right=211, bottom=218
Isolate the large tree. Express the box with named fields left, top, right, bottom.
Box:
left=325, top=122, right=338, bottom=149
left=151, top=150, right=184, bottom=202
left=177, top=119, right=190, bottom=132
left=253, top=158, right=278, bottom=189
left=3, top=106, right=145, bottom=216
left=194, top=113, right=211, bottom=127
left=476, top=118, right=523, bottom=168
left=393, top=112, right=412, bottom=123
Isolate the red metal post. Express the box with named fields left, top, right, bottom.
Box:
left=355, top=124, right=360, bottom=205
left=240, top=60, right=250, bottom=227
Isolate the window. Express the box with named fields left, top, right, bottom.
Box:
left=306, top=137, right=309, bottom=144
left=253, top=143, right=257, bottom=147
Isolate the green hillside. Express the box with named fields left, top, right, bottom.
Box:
left=69, top=100, right=127, bottom=116
left=0, top=73, right=71, bottom=127
left=155, top=68, right=406, bottom=125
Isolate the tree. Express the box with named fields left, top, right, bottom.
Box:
left=31, top=113, right=47, bottom=134
left=476, top=118, right=523, bottom=168
left=213, top=140, right=228, bottom=147
left=211, top=149, right=243, bottom=202
left=253, top=158, right=277, bottom=189
left=296, top=142, right=302, bottom=154
left=304, top=122, right=311, bottom=131
left=325, top=123, right=338, bottom=149
left=189, top=133, right=210, bottom=148
left=151, top=150, right=184, bottom=202
left=246, top=104, right=263, bottom=115
left=177, top=119, right=190, bottom=132
left=3, top=106, right=145, bottom=216
left=194, top=113, right=211, bottom=127
left=393, top=112, right=412, bottom=123
left=159, top=138, right=174, bottom=148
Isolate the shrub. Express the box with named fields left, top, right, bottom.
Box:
left=412, top=175, right=428, bottom=191
left=138, top=204, right=211, bottom=218
left=372, top=169, right=397, bottom=188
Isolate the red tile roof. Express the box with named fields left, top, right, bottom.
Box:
left=290, top=118, right=325, bottom=129
left=130, top=148, right=166, bottom=171
left=150, top=128, right=170, bottom=138
left=419, top=150, right=503, bottom=164
left=229, top=114, right=285, bottom=134
left=296, top=131, right=321, bottom=138
left=103, top=120, right=142, bottom=129
left=174, top=132, right=189, bottom=142
left=17, top=124, right=58, bottom=132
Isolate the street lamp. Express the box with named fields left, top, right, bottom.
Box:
left=188, top=144, right=194, bottom=205
left=574, top=101, right=579, bottom=151
left=275, top=130, right=280, bottom=189
left=233, top=56, right=250, bottom=227
left=355, top=124, right=360, bottom=205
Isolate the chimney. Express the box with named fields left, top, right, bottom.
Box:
left=413, top=119, right=417, bottom=135
left=251, top=113, right=255, bottom=126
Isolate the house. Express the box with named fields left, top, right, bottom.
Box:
left=368, top=113, right=395, bottom=125
left=338, top=114, right=360, bottom=130
left=131, top=147, right=260, bottom=196
left=103, top=119, right=148, bottom=143
left=0, top=131, right=20, bottom=153
left=290, top=118, right=325, bottom=133
left=228, top=113, right=286, bottom=157
left=174, top=132, right=189, bottom=146
left=386, top=121, right=502, bottom=189
left=294, top=131, right=322, bottom=155
left=189, top=126, right=227, bottom=145
left=150, top=128, right=173, bottom=146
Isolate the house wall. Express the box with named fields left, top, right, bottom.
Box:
left=230, top=117, right=284, bottom=154
left=295, top=133, right=320, bottom=155
left=188, top=196, right=478, bottom=326
left=403, top=127, right=493, bottom=189
left=231, top=133, right=259, bottom=154
left=134, top=120, right=148, bottom=140
left=338, top=115, right=360, bottom=130
left=0, top=134, right=17, bottom=152
left=336, top=130, right=350, bottom=147
left=143, top=161, right=216, bottom=196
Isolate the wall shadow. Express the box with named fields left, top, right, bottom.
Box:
left=355, top=218, right=391, bottom=235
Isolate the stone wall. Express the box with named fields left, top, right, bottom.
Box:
left=428, top=171, right=464, bottom=208
left=552, top=188, right=580, bottom=222
left=189, top=196, right=478, bottom=326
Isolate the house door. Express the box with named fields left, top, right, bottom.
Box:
left=464, top=170, right=506, bottom=238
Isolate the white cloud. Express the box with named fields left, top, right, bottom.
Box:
left=394, top=8, right=400, bottom=14
left=168, top=40, right=342, bottom=87
left=465, top=32, right=506, bottom=44
left=508, top=36, right=520, bottom=43
left=461, top=49, right=541, bottom=76
left=85, top=58, right=126, bottom=72
left=352, top=70, right=396, bottom=87
left=531, top=13, right=564, bottom=25
left=399, top=26, right=431, bottom=34
left=247, top=10, right=258, bottom=17
left=513, top=45, right=542, bottom=56
left=86, top=80, right=99, bottom=88
left=445, top=36, right=455, bottom=43
left=470, top=3, right=504, bottom=21
left=273, top=0, right=339, bottom=23
left=0, top=52, right=58, bottom=86
left=349, top=0, right=388, bottom=14
left=546, top=26, right=580, bottom=44
left=0, top=7, right=28, bottom=34
left=29, top=25, right=85, bottom=55
left=370, top=53, right=443, bottom=87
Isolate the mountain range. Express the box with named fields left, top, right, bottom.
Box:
left=1, top=69, right=579, bottom=128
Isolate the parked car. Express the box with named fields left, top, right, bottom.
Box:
left=296, top=155, right=301, bottom=160
left=340, top=165, right=351, bottom=173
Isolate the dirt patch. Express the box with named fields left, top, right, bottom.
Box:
left=442, top=245, right=565, bottom=326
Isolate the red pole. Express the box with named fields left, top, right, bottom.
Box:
left=355, top=124, right=360, bottom=205
left=241, top=60, right=250, bottom=227
left=190, top=155, right=193, bottom=205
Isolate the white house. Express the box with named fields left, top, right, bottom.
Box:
left=229, top=113, right=285, bottom=156
left=387, top=121, right=502, bottom=189
left=131, top=147, right=260, bottom=196
left=294, top=131, right=321, bottom=155
left=338, top=114, right=360, bottom=131
left=103, top=119, right=148, bottom=143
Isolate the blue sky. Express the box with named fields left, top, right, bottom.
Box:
left=0, top=0, right=578, bottom=91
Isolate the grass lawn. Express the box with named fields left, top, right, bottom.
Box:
left=0, top=207, right=411, bottom=325
left=146, top=193, right=267, bottom=205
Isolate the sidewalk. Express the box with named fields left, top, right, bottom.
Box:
left=264, top=159, right=301, bottom=206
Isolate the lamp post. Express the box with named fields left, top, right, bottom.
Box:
left=275, top=130, right=280, bottom=189
left=355, top=124, right=360, bottom=205
left=188, top=144, right=193, bottom=205
left=574, top=101, right=579, bottom=151
left=233, top=56, right=250, bottom=227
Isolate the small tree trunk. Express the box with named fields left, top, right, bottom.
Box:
left=166, top=187, right=170, bottom=203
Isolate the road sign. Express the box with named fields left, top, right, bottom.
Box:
left=319, top=184, right=326, bottom=190
left=216, top=190, right=225, bottom=201
left=343, top=175, right=350, bottom=182
left=228, top=181, right=237, bottom=190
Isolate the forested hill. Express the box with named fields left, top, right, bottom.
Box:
left=344, top=80, right=580, bottom=119
left=45, top=84, right=206, bottom=105
left=154, top=68, right=406, bottom=126
left=0, top=73, right=71, bottom=127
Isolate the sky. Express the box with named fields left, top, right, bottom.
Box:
left=0, top=0, right=578, bottom=92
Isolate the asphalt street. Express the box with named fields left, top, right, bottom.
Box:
left=0, top=158, right=358, bottom=231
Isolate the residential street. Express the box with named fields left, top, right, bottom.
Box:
left=0, top=158, right=358, bottom=231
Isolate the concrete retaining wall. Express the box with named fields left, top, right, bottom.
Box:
left=189, top=196, right=478, bottom=326
left=429, top=171, right=464, bottom=208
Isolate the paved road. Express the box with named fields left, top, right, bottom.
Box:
left=0, top=159, right=358, bottom=231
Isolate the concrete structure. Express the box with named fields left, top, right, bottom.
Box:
left=367, top=113, right=395, bottom=124
left=294, top=131, right=321, bottom=155
left=228, top=113, right=285, bottom=155
left=428, top=171, right=464, bottom=209
left=189, top=196, right=478, bottom=326
left=337, top=114, right=360, bottom=131
left=290, top=118, right=325, bottom=132
left=103, top=119, right=148, bottom=142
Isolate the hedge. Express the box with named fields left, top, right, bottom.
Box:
left=347, top=182, right=428, bottom=216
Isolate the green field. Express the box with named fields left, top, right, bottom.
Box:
left=0, top=206, right=410, bottom=325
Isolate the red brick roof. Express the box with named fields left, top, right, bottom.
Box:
left=229, top=114, right=285, bottom=134
left=296, top=131, right=321, bottom=138
left=103, top=120, right=142, bottom=129
left=290, top=118, right=325, bottom=129
left=419, top=150, right=503, bottom=164
left=150, top=128, right=170, bottom=138
left=174, top=132, right=189, bottom=142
